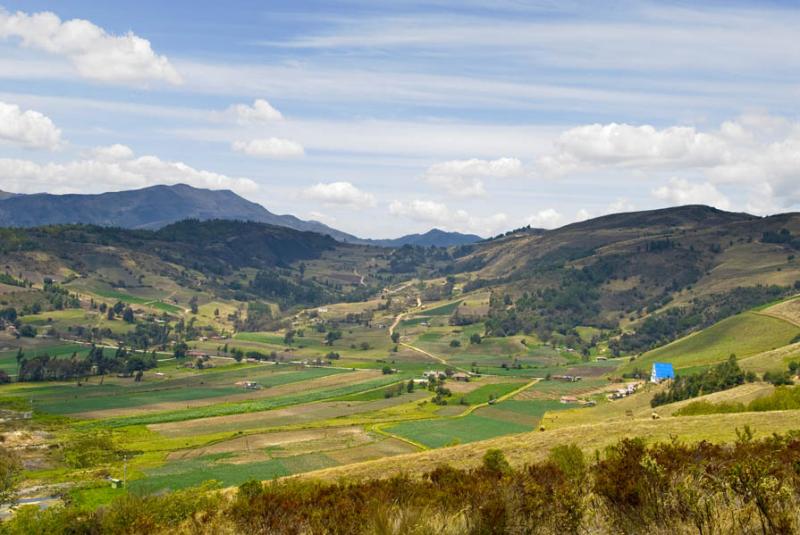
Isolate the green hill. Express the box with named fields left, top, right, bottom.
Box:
left=623, top=311, right=800, bottom=374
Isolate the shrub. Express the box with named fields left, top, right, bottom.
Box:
left=763, top=369, right=794, bottom=386
left=482, top=449, right=510, bottom=475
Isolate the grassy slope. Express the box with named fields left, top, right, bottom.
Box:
left=302, top=410, right=800, bottom=482
left=623, top=312, right=800, bottom=373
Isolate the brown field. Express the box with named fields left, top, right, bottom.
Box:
left=168, top=426, right=375, bottom=462
left=324, top=437, right=419, bottom=464
left=760, top=297, right=800, bottom=327
left=150, top=391, right=431, bottom=438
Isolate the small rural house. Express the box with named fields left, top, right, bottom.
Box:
left=560, top=395, right=579, bottom=404
left=650, top=362, right=675, bottom=383
left=451, top=372, right=470, bottom=382
left=422, top=370, right=445, bottom=380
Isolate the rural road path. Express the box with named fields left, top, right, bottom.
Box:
left=353, top=269, right=367, bottom=287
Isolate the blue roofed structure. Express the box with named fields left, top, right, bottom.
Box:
left=650, top=362, right=675, bottom=383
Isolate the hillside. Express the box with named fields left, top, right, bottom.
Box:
left=0, top=220, right=388, bottom=315
left=447, top=205, right=800, bottom=354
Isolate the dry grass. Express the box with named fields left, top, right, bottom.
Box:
left=297, top=410, right=800, bottom=482
left=760, top=296, right=800, bottom=327
left=739, top=342, right=800, bottom=373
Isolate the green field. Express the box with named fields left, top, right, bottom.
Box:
left=492, top=399, right=567, bottom=418
left=459, top=382, right=523, bottom=405
left=386, top=414, right=531, bottom=448
left=423, top=300, right=462, bottom=316
left=95, top=373, right=409, bottom=427
left=0, top=342, right=91, bottom=375
left=85, top=287, right=183, bottom=314
left=625, top=312, right=800, bottom=373
left=130, top=452, right=338, bottom=494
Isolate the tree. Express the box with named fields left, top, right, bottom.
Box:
left=106, top=307, right=115, bottom=320
left=122, top=306, right=135, bottom=323
left=449, top=339, right=461, bottom=348
left=19, top=324, right=36, bottom=338
left=391, top=332, right=400, bottom=344
left=406, top=379, right=415, bottom=393
left=0, top=446, right=22, bottom=507
left=174, top=341, right=189, bottom=359
left=382, top=366, right=394, bottom=375
left=283, top=330, right=295, bottom=345
left=189, top=296, right=199, bottom=314
left=325, top=330, right=342, bottom=346
left=470, top=333, right=482, bottom=345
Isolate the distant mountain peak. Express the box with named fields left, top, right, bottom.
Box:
left=366, top=228, right=483, bottom=248
left=0, top=184, right=359, bottom=242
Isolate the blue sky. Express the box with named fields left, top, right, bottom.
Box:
left=1, top=1, right=799, bottom=238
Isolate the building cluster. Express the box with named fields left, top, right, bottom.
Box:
left=607, top=382, right=640, bottom=400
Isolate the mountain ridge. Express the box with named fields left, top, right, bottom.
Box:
left=0, top=184, right=480, bottom=247
left=366, top=228, right=482, bottom=247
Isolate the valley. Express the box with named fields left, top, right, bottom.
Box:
left=2, top=205, right=800, bottom=531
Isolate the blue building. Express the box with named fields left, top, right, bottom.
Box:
left=650, top=362, right=675, bottom=383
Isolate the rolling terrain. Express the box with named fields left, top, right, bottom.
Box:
left=3, top=204, right=800, bottom=528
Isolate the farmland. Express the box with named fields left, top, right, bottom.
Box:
left=4, top=225, right=800, bottom=523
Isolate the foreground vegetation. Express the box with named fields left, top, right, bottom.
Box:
left=4, top=431, right=800, bottom=534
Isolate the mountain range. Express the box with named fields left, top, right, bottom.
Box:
left=0, top=184, right=482, bottom=248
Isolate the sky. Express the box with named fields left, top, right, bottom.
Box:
left=1, top=1, right=799, bottom=238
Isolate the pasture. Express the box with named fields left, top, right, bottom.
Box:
left=624, top=312, right=800, bottom=373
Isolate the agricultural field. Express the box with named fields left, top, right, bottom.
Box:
left=5, top=270, right=800, bottom=519
left=0, top=338, right=91, bottom=376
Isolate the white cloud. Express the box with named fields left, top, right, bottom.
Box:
left=0, top=100, right=62, bottom=150
left=539, top=123, right=728, bottom=176
left=302, top=181, right=376, bottom=208
left=389, top=199, right=506, bottom=235
left=88, top=143, right=134, bottom=161
left=232, top=138, right=304, bottom=158
left=525, top=208, right=563, bottom=229
left=0, top=146, right=257, bottom=195
left=536, top=115, right=800, bottom=212
left=389, top=199, right=451, bottom=224
left=0, top=8, right=181, bottom=85
left=652, top=178, right=731, bottom=210
left=308, top=210, right=336, bottom=224
left=229, top=99, right=283, bottom=124
left=607, top=198, right=635, bottom=213
left=422, top=157, right=523, bottom=197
